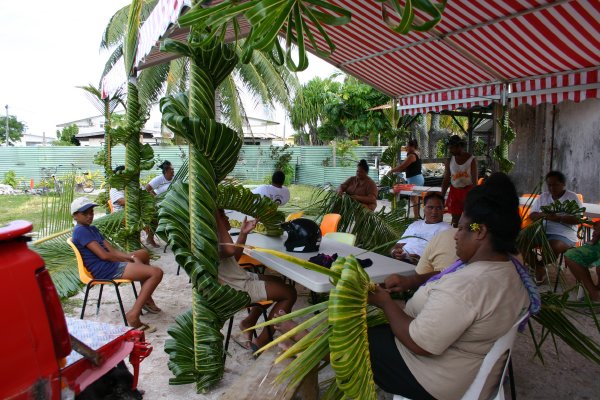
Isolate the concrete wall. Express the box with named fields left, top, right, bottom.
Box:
left=509, top=98, right=600, bottom=203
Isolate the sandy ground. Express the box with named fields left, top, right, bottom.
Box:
left=65, top=235, right=600, bottom=400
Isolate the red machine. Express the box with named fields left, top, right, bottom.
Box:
left=0, top=220, right=152, bottom=399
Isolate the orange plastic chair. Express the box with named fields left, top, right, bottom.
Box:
left=577, top=193, right=584, bottom=202
left=521, top=193, right=539, bottom=199
left=518, top=205, right=533, bottom=229
left=107, top=199, right=115, bottom=214
left=239, top=254, right=266, bottom=274
left=320, top=213, right=341, bottom=236
left=67, top=238, right=138, bottom=326
left=477, top=177, right=485, bottom=185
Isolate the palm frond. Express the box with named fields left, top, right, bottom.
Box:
left=308, top=188, right=410, bottom=253
left=138, top=63, right=170, bottom=112
left=100, top=44, right=124, bottom=83
left=218, top=75, right=245, bottom=134
left=530, top=290, right=600, bottom=364
left=30, top=231, right=81, bottom=298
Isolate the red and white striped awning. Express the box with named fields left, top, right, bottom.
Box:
left=126, top=0, right=600, bottom=112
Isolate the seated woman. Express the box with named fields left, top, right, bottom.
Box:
left=71, top=197, right=164, bottom=331
left=529, top=170, right=582, bottom=283
left=390, top=139, right=424, bottom=219
left=368, top=173, right=537, bottom=399
left=216, top=209, right=297, bottom=351
left=337, top=159, right=378, bottom=211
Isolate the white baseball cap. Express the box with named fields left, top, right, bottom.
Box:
left=71, top=197, right=98, bottom=214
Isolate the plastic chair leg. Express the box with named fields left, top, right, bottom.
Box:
left=131, top=282, right=138, bottom=299
left=96, top=285, right=104, bottom=315
left=508, top=359, right=516, bottom=400
left=80, top=284, right=92, bottom=319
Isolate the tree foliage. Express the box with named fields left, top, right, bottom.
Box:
left=54, top=124, right=80, bottom=146
left=0, top=115, right=26, bottom=145
left=290, top=75, right=391, bottom=145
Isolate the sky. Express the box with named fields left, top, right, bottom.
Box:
left=0, top=1, right=338, bottom=140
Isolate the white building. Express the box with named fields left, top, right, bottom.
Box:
left=57, top=106, right=291, bottom=147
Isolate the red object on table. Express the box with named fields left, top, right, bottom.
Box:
left=393, top=183, right=415, bottom=194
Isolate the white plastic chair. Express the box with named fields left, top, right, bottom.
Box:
left=393, top=313, right=528, bottom=400
left=324, top=232, right=357, bottom=246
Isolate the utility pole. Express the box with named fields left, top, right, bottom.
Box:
left=4, top=105, right=8, bottom=147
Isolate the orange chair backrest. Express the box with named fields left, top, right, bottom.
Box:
left=67, top=238, right=94, bottom=284
left=107, top=199, right=115, bottom=214
left=577, top=193, right=584, bottom=202
left=320, top=213, right=341, bottom=236
left=521, top=193, right=539, bottom=199
left=477, top=177, right=485, bottom=186
left=518, top=205, right=533, bottom=229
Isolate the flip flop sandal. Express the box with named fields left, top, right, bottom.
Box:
left=132, top=323, right=157, bottom=333
left=142, top=304, right=162, bottom=314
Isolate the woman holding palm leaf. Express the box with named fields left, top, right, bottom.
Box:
left=367, top=173, right=539, bottom=399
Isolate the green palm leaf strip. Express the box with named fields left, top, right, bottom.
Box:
left=178, top=0, right=351, bottom=72
left=375, top=0, right=446, bottom=33
left=249, top=253, right=382, bottom=399
left=309, top=188, right=411, bottom=253
left=159, top=33, right=254, bottom=392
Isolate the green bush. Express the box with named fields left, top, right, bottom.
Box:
left=3, top=170, right=17, bottom=188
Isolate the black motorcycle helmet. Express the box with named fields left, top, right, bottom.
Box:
left=281, top=218, right=322, bottom=252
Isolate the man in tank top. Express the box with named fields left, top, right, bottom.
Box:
left=441, top=135, right=477, bottom=227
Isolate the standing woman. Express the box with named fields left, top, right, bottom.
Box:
left=441, top=135, right=477, bottom=227
left=144, top=160, right=175, bottom=247
left=391, top=139, right=424, bottom=218
left=338, top=159, right=378, bottom=211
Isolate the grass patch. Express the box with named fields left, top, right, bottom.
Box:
left=61, top=297, right=83, bottom=316
left=0, top=195, right=46, bottom=229
left=0, top=193, right=100, bottom=234
left=280, top=184, right=321, bottom=215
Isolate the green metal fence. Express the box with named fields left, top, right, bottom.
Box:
left=0, top=145, right=385, bottom=188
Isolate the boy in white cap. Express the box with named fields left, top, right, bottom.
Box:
left=70, top=197, right=164, bottom=331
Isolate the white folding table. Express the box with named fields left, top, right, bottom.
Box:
left=244, top=234, right=415, bottom=293
left=519, top=197, right=600, bottom=218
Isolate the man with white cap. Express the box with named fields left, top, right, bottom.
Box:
left=70, top=197, right=164, bottom=331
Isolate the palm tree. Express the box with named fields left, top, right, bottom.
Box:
left=289, top=77, right=342, bottom=145
left=77, top=84, right=125, bottom=189
left=100, top=4, right=298, bottom=135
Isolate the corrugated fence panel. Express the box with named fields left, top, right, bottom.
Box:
left=0, top=145, right=384, bottom=187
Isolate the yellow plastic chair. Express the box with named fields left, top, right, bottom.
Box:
left=285, top=211, right=305, bottom=222
left=324, top=232, right=356, bottom=246
left=320, top=213, right=341, bottom=236
left=67, top=238, right=138, bottom=326
left=107, top=199, right=115, bottom=214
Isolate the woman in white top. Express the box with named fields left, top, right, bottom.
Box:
left=144, top=161, right=174, bottom=247
left=145, top=160, right=174, bottom=196
left=529, top=170, right=582, bottom=283
left=441, top=135, right=477, bottom=227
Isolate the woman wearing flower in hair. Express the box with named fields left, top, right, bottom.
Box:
left=368, top=173, right=539, bottom=400
left=337, top=159, right=378, bottom=211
